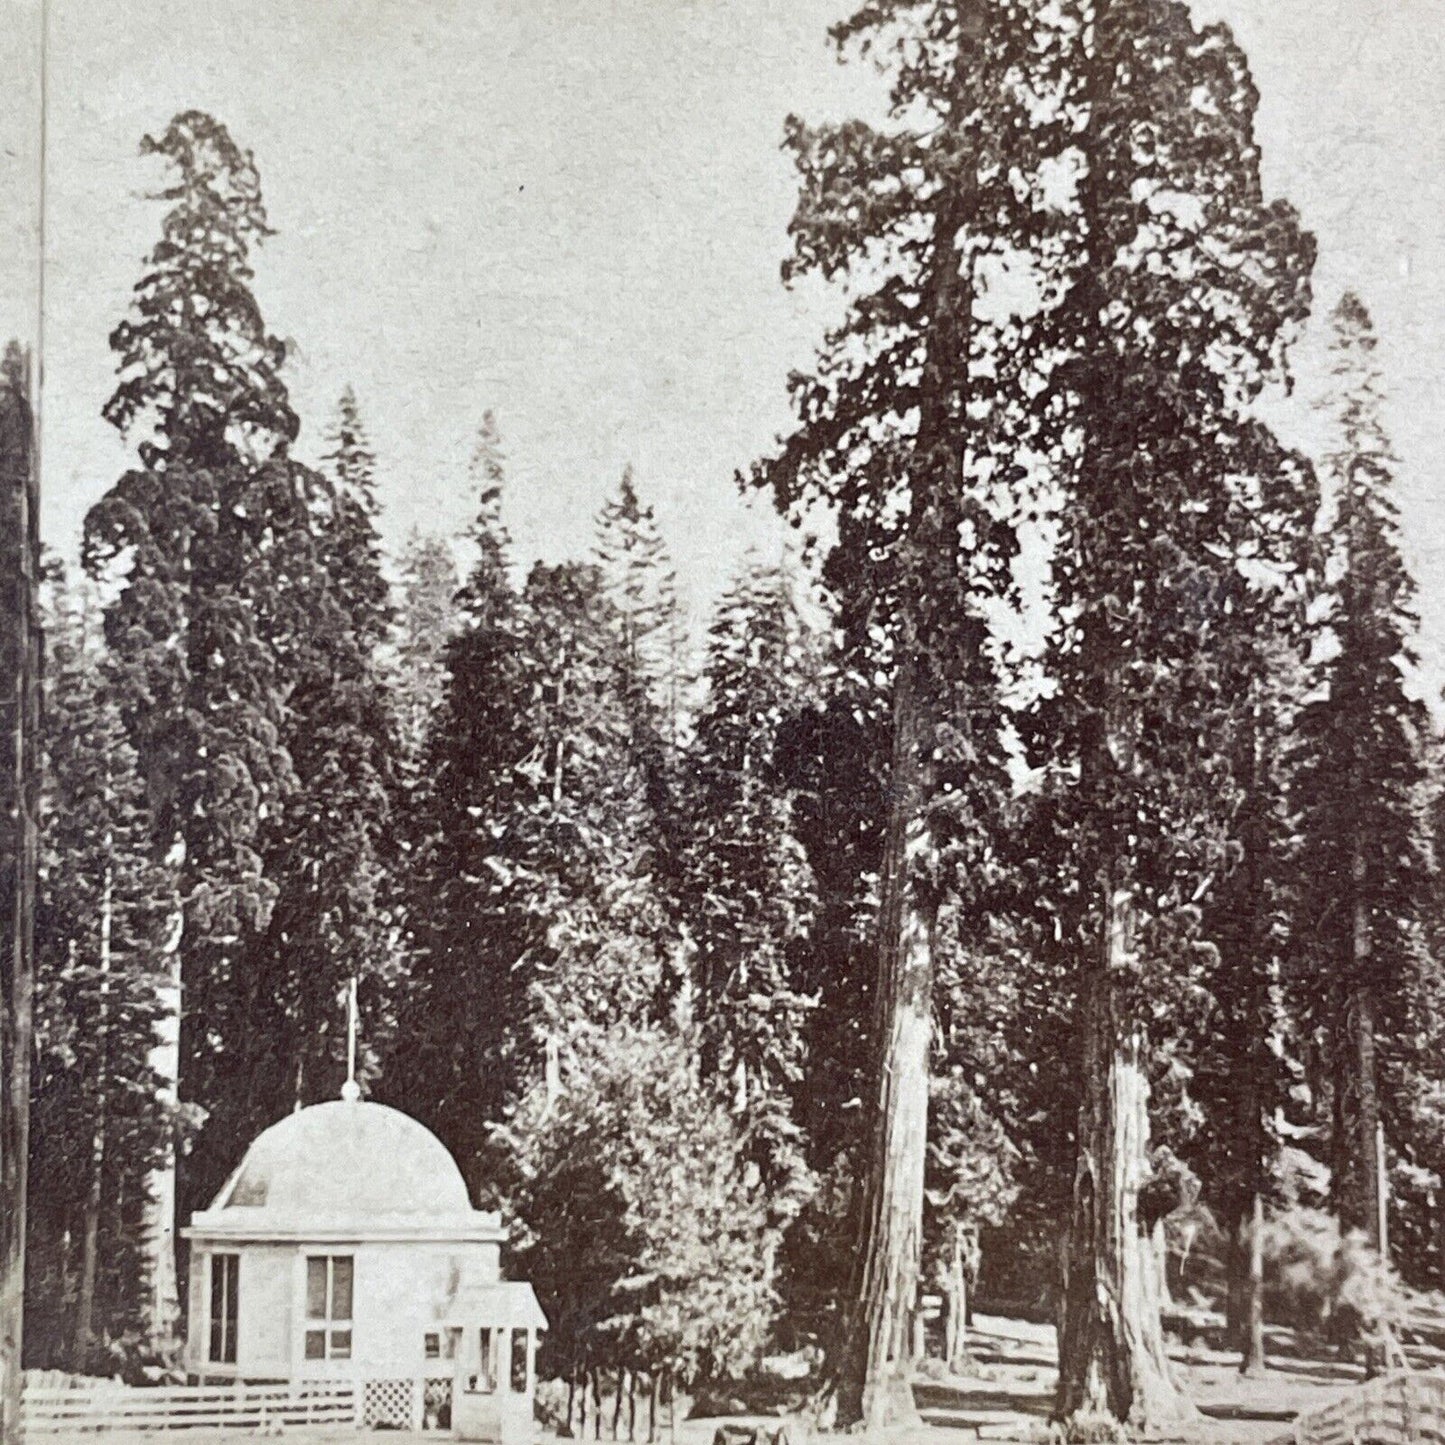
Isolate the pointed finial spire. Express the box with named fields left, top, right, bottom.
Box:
left=341, top=975, right=360, bottom=1103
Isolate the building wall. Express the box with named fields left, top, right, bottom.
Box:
left=347, top=1240, right=500, bottom=1378
left=239, top=1246, right=294, bottom=1377
left=186, top=1237, right=501, bottom=1381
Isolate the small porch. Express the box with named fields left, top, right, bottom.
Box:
left=446, top=1283, right=548, bottom=1445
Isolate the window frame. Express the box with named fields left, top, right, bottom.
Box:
left=303, top=1254, right=354, bottom=1362
left=472, top=1327, right=498, bottom=1394
left=208, top=1252, right=240, bottom=1365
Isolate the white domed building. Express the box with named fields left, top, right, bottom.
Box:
left=181, top=1086, right=546, bottom=1438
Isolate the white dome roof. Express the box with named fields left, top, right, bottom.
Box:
left=211, top=1099, right=473, bottom=1221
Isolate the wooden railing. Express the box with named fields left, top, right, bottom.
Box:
left=20, top=1378, right=357, bottom=1433
left=1275, top=1370, right=1445, bottom=1445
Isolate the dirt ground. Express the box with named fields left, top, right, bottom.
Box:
left=914, top=1312, right=1365, bottom=1442
left=685, top=1313, right=1370, bottom=1444
left=38, top=1316, right=1384, bottom=1445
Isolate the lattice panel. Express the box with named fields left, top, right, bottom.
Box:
left=422, top=1377, right=453, bottom=1429
left=362, top=1377, right=415, bottom=1429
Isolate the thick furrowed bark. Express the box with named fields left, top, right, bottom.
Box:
left=835, top=659, right=934, bottom=1432
left=1056, top=888, right=1195, bottom=1430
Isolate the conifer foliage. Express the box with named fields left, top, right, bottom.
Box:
left=393, top=530, right=459, bottom=762
left=499, top=1020, right=780, bottom=1412
left=19, top=47, right=1445, bottom=1441
left=386, top=415, right=533, bottom=1191
left=26, top=583, right=171, bottom=1372
left=1293, top=294, right=1430, bottom=1259
left=1025, top=0, right=1316, bottom=1416
left=231, top=390, right=400, bottom=1126
left=680, top=561, right=818, bottom=1212
left=82, top=108, right=313, bottom=1268
left=754, top=0, right=1043, bottom=1424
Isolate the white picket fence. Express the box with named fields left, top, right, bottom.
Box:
left=20, top=1378, right=357, bottom=1434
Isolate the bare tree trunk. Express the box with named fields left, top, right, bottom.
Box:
left=1341, top=848, right=1383, bottom=1252
left=567, top=1369, right=577, bottom=1438
left=1, top=346, right=39, bottom=1445
left=612, top=1368, right=623, bottom=1440
left=627, top=1369, right=636, bottom=1441
left=592, top=1367, right=602, bottom=1441
left=1153, top=1220, right=1171, bottom=1309
left=1224, top=1216, right=1245, bottom=1348
left=1056, top=887, right=1194, bottom=1429
left=648, top=1373, right=658, bottom=1445
left=1435, top=1189, right=1445, bottom=1293
left=74, top=824, right=115, bottom=1366
left=965, top=1231, right=977, bottom=1328
left=941, top=1226, right=969, bottom=1373
left=1241, top=1191, right=1266, bottom=1377
left=73, top=973, right=108, bottom=1361
left=1354, top=993, right=1382, bottom=1248
left=1237, top=711, right=1267, bottom=1382
left=835, top=655, right=935, bottom=1432
left=1344, top=843, right=1388, bottom=1377
left=146, top=898, right=182, bottom=1353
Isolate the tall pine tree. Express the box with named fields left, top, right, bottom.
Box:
left=1023, top=0, right=1315, bottom=1422
left=393, top=530, right=459, bottom=763
left=26, top=580, right=171, bottom=1371
left=1293, top=294, right=1429, bottom=1273
left=680, top=560, right=819, bottom=1225
left=593, top=465, right=688, bottom=749
left=220, top=389, right=400, bottom=1144
left=82, top=111, right=309, bottom=1328
left=384, top=414, right=532, bottom=1194
left=754, top=1, right=1044, bottom=1422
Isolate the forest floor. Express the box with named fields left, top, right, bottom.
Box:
left=680, top=1312, right=1381, bottom=1445
left=39, top=1315, right=1402, bottom=1445
left=902, top=1311, right=1365, bottom=1442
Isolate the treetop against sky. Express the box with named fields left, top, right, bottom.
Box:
left=0, top=0, right=1441, bottom=686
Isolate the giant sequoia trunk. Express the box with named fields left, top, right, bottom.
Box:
left=1, top=352, right=39, bottom=1445
left=1056, top=886, right=1194, bottom=1428
left=831, top=148, right=976, bottom=1431
left=835, top=656, right=935, bottom=1431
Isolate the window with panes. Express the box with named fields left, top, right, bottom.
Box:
left=304, top=1255, right=353, bottom=1360
left=208, top=1253, right=239, bottom=1364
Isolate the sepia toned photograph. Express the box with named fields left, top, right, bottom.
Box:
left=2, top=2, right=1443, bottom=1443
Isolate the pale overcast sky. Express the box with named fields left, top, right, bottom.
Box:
left=2, top=0, right=1442, bottom=686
